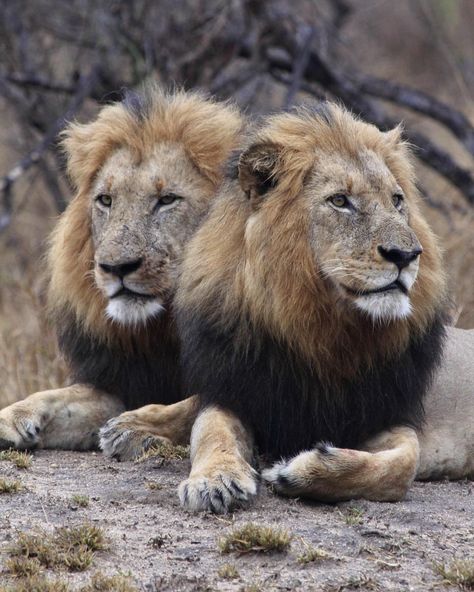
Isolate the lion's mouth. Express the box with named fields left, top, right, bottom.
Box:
left=110, top=287, right=156, bottom=301
left=343, top=279, right=408, bottom=297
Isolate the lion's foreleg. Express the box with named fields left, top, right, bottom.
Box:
left=99, top=396, right=199, bottom=460
left=262, top=426, right=419, bottom=502
left=178, top=406, right=258, bottom=513
left=0, top=384, right=124, bottom=451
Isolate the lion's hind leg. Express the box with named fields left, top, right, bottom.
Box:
left=99, top=396, right=198, bottom=461
left=262, top=427, right=419, bottom=503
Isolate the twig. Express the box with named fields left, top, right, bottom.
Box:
left=352, top=75, right=474, bottom=156
left=4, top=73, right=76, bottom=94
left=0, top=67, right=100, bottom=230
left=259, top=16, right=474, bottom=205
left=283, top=25, right=315, bottom=110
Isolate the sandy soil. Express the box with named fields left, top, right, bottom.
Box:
left=0, top=450, right=473, bottom=591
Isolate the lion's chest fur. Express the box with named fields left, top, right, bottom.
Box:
left=58, top=312, right=182, bottom=408
left=180, top=312, right=446, bottom=458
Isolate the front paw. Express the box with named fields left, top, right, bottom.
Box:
left=179, top=469, right=258, bottom=514
left=0, top=405, right=41, bottom=450
left=99, top=414, right=170, bottom=461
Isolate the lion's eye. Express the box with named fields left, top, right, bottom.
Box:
left=392, top=193, right=404, bottom=209
left=96, top=194, right=112, bottom=208
left=328, top=194, right=349, bottom=209
left=156, top=194, right=181, bottom=208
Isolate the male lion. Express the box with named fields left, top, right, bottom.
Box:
left=0, top=86, right=243, bottom=453
left=172, top=102, right=453, bottom=512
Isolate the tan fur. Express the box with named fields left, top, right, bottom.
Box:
left=177, top=103, right=447, bottom=511
left=263, top=427, right=419, bottom=502
left=0, top=87, right=243, bottom=452
left=417, top=326, right=474, bottom=479
left=0, top=385, right=123, bottom=450
left=100, top=397, right=198, bottom=460
left=178, top=105, right=445, bottom=381
left=178, top=406, right=257, bottom=513
left=50, top=86, right=243, bottom=341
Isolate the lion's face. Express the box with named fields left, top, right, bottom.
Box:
left=91, top=143, right=213, bottom=325
left=305, top=148, right=422, bottom=322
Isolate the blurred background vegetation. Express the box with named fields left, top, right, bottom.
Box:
left=0, top=0, right=473, bottom=402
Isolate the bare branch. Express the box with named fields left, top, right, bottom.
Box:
left=0, top=67, right=100, bottom=230
left=282, top=25, right=315, bottom=109
left=352, top=75, right=474, bottom=156
left=259, top=16, right=474, bottom=205
left=4, top=73, right=76, bottom=94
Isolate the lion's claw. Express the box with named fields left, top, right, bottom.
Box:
left=179, top=471, right=258, bottom=513
left=99, top=416, right=169, bottom=461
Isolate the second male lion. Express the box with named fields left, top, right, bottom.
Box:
left=0, top=86, right=243, bottom=454
left=174, top=102, right=448, bottom=512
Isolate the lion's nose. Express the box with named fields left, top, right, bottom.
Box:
left=99, top=258, right=143, bottom=278
left=378, top=246, right=422, bottom=270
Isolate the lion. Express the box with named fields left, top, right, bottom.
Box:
left=171, top=101, right=453, bottom=512
left=93, top=101, right=472, bottom=493
left=0, top=85, right=243, bottom=453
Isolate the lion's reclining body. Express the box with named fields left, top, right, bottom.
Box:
left=173, top=102, right=464, bottom=512
left=418, top=326, right=474, bottom=479
left=0, top=87, right=243, bottom=452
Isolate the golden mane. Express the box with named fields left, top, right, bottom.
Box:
left=176, top=102, right=447, bottom=458
left=47, top=86, right=243, bottom=343
left=178, top=103, right=446, bottom=378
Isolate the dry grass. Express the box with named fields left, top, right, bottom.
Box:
left=136, top=440, right=189, bottom=463
left=326, top=575, right=379, bottom=591
left=144, top=479, right=163, bottom=490
left=79, top=572, right=138, bottom=592
left=434, top=559, right=474, bottom=590
left=0, top=573, right=137, bottom=592
left=0, top=575, right=70, bottom=592
left=0, top=478, right=22, bottom=493
left=343, top=507, right=365, bottom=526
left=217, top=563, right=239, bottom=580
left=218, top=523, right=292, bottom=554
left=0, top=449, right=33, bottom=469
left=4, top=556, right=41, bottom=578
left=0, top=268, right=67, bottom=410
left=8, top=524, right=106, bottom=573
left=71, top=494, right=90, bottom=507
left=297, top=542, right=330, bottom=564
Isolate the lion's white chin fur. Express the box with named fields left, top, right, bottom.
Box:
left=105, top=298, right=165, bottom=326
left=354, top=291, right=412, bottom=323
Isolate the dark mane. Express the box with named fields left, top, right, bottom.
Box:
left=57, top=309, right=182, bottom=409
left=179, top=309, right=446, bottom=458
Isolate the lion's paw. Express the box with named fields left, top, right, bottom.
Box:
left=178, top=470, right=258, bottom=514
left=262, top=443, right=338, bottom=495
left=99, top=414, right=170, bottom=461
left=0, top=405, right=42, bottom=450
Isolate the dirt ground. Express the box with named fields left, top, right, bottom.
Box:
left=0, top=450, right=472, bottom=591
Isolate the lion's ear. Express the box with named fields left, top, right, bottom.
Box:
left=238, top=142, right=281, bottom=201
left=384, top=124, right=403, bottom=147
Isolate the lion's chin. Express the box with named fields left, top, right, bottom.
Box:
left=105, top=297, right=165, bottom=326
left=353, top=291, right=412, bottom=323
